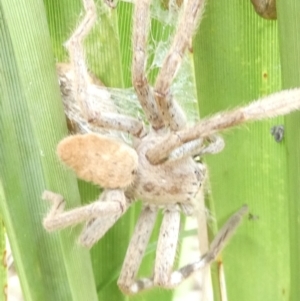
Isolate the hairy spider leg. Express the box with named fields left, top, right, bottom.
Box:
left=132, top=0, right=164, bottom=130
left=65, top=0, right=145, bottom=137
left=153, top=0, right=206, bottom=130
left=43, top=190, right=129, bottom=236
left=147, top=88, right=300, bottom=164
left=117, top=205, right=247, bottom=294
left=118, top=206, right=158, bottom=294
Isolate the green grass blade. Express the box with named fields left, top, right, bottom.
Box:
left=0, top=1, right=98, bottom=300
left=194, top=0, right=290, bottom=300
left=44, top=1, right=131, bottom=299
left=277, top=1, right=300, bottom=300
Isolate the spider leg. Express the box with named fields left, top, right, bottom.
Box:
left=118, top=207, right=181, bottom=294
left=197, top=135, right=225, bottom=156
left=117, top=206, right=158, bottom=294
left=147, top=88, right=300, bottom=164
left=78, top=201, right=130, bottom=248
left=132, top=0, right=164, bottom=130
left=119, top=204, right=247, bottom=292
left=169, top=135, right=225, bottom=161
left=79, top=217, right=115, bottom=248
left=153, top=208, right=181, bottom=286
left=165, top=205, right=248, bottom=288
left=65, top=0, right=145, bottom=137
left=42, top=189, right=128, bottom=233
left=153, top=0, right=206, bottom=130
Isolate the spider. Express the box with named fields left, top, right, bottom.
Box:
left=43, top=0, right=300, bottom=295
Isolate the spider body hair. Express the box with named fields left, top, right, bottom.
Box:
left=57, top=133, right=138, bottom=189
left=128, top=133, right=206, bottom=206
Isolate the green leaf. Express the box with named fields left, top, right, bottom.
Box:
left=277, top=1, right=300, bottom=300
left=194, top=0, right=290, bottom=300
left=0, top=1, right=98, bottom=300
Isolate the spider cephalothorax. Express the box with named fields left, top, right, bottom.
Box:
left=128, top=132, right=206, bottom=206
left=43, top=0, right=300, bottom=295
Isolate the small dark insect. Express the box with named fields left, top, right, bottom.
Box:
left=270, top=125, right=284, bottom=143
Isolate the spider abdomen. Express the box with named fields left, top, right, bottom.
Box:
left=57, top=133, right=138, bottom=189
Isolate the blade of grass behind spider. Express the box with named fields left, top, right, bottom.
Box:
left=0, top=1, right=98, bottom=300
left=194, top=0, right=290, bottom=300
left=277, top=1, right=300, bottom=300
left=44, top=1, right=133, bottom=299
